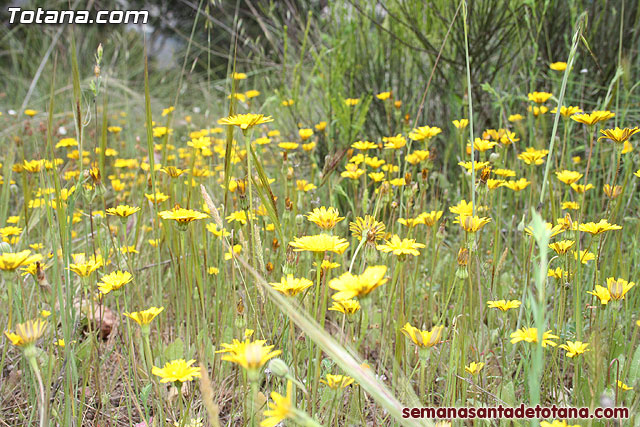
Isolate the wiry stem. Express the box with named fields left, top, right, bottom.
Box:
left=26, top=351, right=47, bottom=427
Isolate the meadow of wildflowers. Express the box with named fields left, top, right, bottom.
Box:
left=1, top=1, right=639, bottom=426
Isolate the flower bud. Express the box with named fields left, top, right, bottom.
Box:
left=268, top=358, right=290, bottom=378
left=457, top=247, right=469, bottom=267
left=436, top=220, right=447, bottom=242
left=0, top=241, right=11, bottom=254
left=480, top=167, right=491, bottom=184
left=455, top=247, right=469, bottom=279
left=96, top=43, right=103, bottom=61
left=282, top=246, right=298, bottom=275
left=236, top=178, right=246, bottom=196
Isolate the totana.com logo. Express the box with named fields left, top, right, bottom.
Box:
left=7, top=7, right=148, bottom=24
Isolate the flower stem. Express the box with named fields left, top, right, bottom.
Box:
left=27, top=352, right=47, bottom=427
left=419, top=358, right=427, bottom=403
left=249, top=376, right=258, bottom=427
left=348, top=236, right=368, bottom=273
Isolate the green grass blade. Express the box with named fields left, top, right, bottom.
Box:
left=539, top=13, right=585, bottom=206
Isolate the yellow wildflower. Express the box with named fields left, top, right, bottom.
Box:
left=217, top=339, right=281, bottom=372
left=4, top=319, right=48, bottom=347
left=377, top=235, right=425, bottom=256
left=329, top=265, right=388, bottom=300
left=549, top=62, right=567, bottom=71
left=617, top=381, right=633, bottom=391
left=455, top=214, right=491, bottom=233
left=159, top=206, right=208, bottom=224
left=261, top=381, right=294, bottom=427
left=401, top=323, right=444, bottom=348
left=548, top=240, right=575, bottom=255
left=598, top=127, right=639, bottom=144
left=550, top=106, right=582, bottom=117
left=465, top=362, right=485, bottom=375
left=106, top=205, right=140, bottom=218
left=571, top=111, right=615, bottom=126
left=578, top=219, right=622, bottom=235
left=528, top=91, right=553, bottom=104
left=321, top=374, right=355, bottom=389
left=453, top=119, right=469, bottom=129
left=269, top=275, right=313, bottom=297
left=486, top=300, right=521, bottom=312
left=219, top=113, right=273, bottom=131
left=528, top=105, right=549, bottom=116
left=352, top=140, right=378, bottom=151
left=555, top=170, right=583, bottom=185
left=510, top=327, right=558, bottom=347
left=306, top=207, right=344, bottom=230
left=289, top=234, right=349, bottom=254
left=383, top=134, right=407, bottom=149
left=98, top=270, right=133, bottom=294
left=409, top=126, right=442, bottom=141
left=152, top=359, right=201, bottom=383
left=502, top=178, right=531, bottom=191
left=328, top=299, right=361, bottom=315
left=558, top=341, right=589, bottom=358
left=518, top=148, right=549, bottom=165
left=124, top=307, right=164, bottom=326
left=606, top=277, right=635, bottom=301
left=0, top=248, right=41, bottom=272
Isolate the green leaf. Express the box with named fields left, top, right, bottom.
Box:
left=164, top=337, right=184, bottom=361
left=250, top=144, right=285, bottom=246
left=74, top=339, right=93, bottom=365
left=500, top=381, right=516, bottom=406
left=628, top=345, right=640, bottom=382
left=139, top=383, right=153, bottom=407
